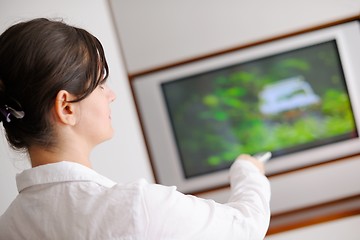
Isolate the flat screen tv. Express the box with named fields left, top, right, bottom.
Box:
left=132, top=20, right=360, bottom=194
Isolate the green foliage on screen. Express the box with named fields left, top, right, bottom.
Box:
left=162, top=40, right=357, bottom=178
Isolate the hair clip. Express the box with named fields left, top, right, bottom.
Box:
left=7, top=105, right=25, bottom=119
left=0, top=107, right=11, bottom=122
left=0, top=105, right=25, bottom=123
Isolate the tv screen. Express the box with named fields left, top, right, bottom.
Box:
left=161, top=40, right=358, bottom=179
left=132, top=20, right=360, bottom=193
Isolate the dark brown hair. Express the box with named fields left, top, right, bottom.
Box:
left=0, top=18, right=109, bottom=149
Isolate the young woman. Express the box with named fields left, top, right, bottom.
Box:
left=0, top=18, right=270, bottom=239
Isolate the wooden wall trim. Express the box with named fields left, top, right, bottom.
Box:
left=267, top=194, right=360, bottom=235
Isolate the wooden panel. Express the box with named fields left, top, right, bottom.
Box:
left=267, top=194, right=360, bottom=235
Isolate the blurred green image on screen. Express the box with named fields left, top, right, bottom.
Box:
left=161, top=40, right=358, bottom=178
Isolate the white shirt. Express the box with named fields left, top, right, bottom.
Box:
left=0, top=160, right=270, bottom=240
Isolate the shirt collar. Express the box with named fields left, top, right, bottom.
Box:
left=16, top=161, right=116, bottom=193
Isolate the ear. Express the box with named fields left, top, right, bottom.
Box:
left=54, top=90, right=78, bottom=126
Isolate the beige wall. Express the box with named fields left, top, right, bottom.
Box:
left=110, top=0, right=360, bottom=74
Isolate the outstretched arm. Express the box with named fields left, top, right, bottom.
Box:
left=142, top=155, right=271, bottom=240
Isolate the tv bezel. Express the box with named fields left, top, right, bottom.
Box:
left=131, top=19, right=360, bottom=194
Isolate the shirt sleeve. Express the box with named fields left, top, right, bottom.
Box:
left=141, top=159, right=271, bottom=240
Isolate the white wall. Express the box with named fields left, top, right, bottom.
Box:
left=0, top=0, right=153, bottom=215
left=110, top=0, right=360, bottom=74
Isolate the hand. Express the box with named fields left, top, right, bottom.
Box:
left=235, top=154, right=265, bottom=174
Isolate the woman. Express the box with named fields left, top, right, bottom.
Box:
left=0, top=18, right=270, bottom=239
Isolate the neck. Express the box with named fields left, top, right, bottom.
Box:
left=29, top=145, right=92, bottom=168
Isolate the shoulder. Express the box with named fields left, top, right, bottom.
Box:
left=109, top=178, right=192, bottom=213
left=102, top=179, right=178, bottom=204
left=110, top=178, right=179, bottom=200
